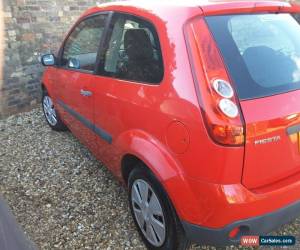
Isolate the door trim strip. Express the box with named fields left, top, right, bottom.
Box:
left=57, top=100, right=112, bottom=144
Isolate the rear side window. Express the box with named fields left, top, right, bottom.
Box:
left=62, top=14, right=107, bottom=72
left=103, top=14, right=164, bottom=84
left=206, top=14, right=300, bottom=100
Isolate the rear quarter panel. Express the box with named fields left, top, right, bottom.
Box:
left=87, top=4, right=245, bottom=186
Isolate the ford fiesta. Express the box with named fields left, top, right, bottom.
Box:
left=40, top=0, right=300, bottom=249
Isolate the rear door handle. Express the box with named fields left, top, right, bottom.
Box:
left=80, top=89, right=93, bottom=97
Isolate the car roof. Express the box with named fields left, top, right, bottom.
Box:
left=81, top=0, right=300, bottom=19
left=100, top=0, right=288, bottom=8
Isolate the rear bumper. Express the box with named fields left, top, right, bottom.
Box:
left=181, top=199, right=300, bottom=246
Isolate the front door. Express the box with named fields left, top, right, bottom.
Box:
left=55, top=13, right=109, bottom=148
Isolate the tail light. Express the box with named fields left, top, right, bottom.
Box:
left=184, top=17, right=244, bottom=146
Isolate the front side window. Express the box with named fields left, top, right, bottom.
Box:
left=62, top=14, right=107, bottom=72
left=103, top=14, right=164, bottom=84
left=206, top=14, right=300, bottom=100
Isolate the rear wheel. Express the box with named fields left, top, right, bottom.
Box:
left=42, top=91, right=67, bottom=131
left=128, top=166, right=190, bottom=250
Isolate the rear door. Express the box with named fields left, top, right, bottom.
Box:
left=206, top=13, right=300, bottom=189
left=55, top=13, right=109, bottom=147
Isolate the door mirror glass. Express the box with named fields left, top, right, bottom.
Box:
left=41, top=54, right=56, bottom=66
left=68, top=58, right=81, bottom=69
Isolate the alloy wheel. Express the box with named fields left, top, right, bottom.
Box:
left=43, top=95, right=57, bottom=126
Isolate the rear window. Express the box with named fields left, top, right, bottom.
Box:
left=206, top=14, right=300, bottom=100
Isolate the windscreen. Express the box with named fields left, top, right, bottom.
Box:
left=206, top=14, right=300, bottom=100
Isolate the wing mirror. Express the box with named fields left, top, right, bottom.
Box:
left=68, top=58, right=80, bottom=69
left=41, top=54, right=56, bottom=66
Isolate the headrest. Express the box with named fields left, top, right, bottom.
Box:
left=124, top=29, right=154, bottom=61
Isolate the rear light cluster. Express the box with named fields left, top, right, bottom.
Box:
left=213, top=79, right=239, bottom=118
left=185, top=17, right=245, bottom=146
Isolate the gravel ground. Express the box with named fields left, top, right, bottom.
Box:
left=0, top=108, right=300, bottom=250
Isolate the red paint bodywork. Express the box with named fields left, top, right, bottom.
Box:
left=43, top=0, right=300, bottom=229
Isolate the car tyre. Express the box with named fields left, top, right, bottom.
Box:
left=128, top=165, right=191, bottom=250
left=42, top=90, right=67, bottom=131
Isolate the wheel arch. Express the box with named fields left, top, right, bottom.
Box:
left=116, top=129, right=199, bottom=222
left=121, top=154, right=143, bottom=185
left=117, top=129, right=183, bottom=184
left=41, top=82, right=47, bottom=93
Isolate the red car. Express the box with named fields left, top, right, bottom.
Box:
left=41, top=0, right=300, bottom=248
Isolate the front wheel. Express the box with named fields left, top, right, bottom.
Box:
left=128, top=166, right=190, bottom=250
left=42, top=91, right=67, bottom=131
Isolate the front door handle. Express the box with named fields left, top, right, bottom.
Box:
left=80, top=89, right=93, bottom=97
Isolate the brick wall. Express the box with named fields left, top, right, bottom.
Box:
left=0, top=0, right=110, bottom=118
